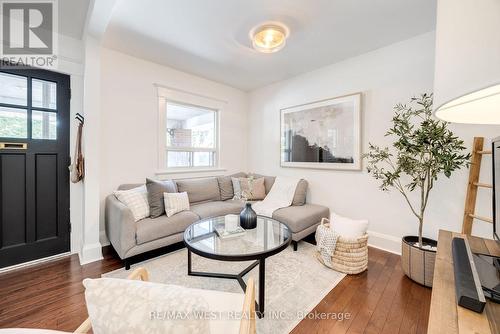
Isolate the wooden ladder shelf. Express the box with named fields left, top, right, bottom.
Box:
left=462, top=137, right=494, bottom=235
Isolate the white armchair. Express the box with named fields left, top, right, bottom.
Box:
left=0, top=268, right=256, bottom=334
left=76, top=267, right=256, bottom=334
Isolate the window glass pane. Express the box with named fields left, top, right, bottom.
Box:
left=0, top=72, right=27, bottom=106
left=0, top=107, right=27, bottom=138
left=193, top=151, right=215, bottom=167
left=32, top=79, right=57, bottom=109
left=32, top=110, right=57, bottom=139
left=166, top=102, right=216, bottom=149
left=167, top=151, right=191, bottom=168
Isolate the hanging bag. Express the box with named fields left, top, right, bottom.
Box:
left=70, top=121, right=85, bottom=183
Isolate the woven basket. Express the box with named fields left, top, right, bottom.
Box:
left=316, top=218, right=368, bottom=274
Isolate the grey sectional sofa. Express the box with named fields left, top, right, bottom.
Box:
left=105, top=173, right=329, bottom=268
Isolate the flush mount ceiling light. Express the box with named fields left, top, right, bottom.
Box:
left=250, top=22, right=289, bottom=53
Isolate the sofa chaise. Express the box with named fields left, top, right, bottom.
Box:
left=105, top=173, right=329, bottom=268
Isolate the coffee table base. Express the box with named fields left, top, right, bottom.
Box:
left=187, top=249, right=266, bottom=318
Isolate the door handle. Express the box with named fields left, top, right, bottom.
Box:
left=0, top=142, right=28, bottom=150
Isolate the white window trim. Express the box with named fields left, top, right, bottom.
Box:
left=155, top=84, right=225, bottom=173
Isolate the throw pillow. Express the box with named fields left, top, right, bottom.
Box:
left=249, top=173, right=275, bottom=194
left=146, top=178, right=177, bottom=218
left=217, top=176, right=234, bottom=201
left=164, top=192, right=190, bottom=217
left=83, top=277, right=211, bottom=334
left=113, top=185, right=149, bottom=222
left=331, top=212, right=369, bottom=239
left=239, top=177, right=266, bottom=200
left=231, top=177, right=242, bottom=200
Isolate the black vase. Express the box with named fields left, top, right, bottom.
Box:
left=240, top=202, right=257, bottom=229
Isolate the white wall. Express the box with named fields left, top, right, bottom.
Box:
left=43, top=34, right=85, bottom=256
left=80, top=36, right=104, bottom=264
left=247, top=32, right=500, bottom=253
left=99, top=48, right=248, bottom=243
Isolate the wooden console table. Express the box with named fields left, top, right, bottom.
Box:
left=428, top=230, right=500, bottom=334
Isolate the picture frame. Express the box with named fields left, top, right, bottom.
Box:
left=280, top=93, right=361, bottom=170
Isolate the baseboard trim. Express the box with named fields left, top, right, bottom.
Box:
left=99, top=229, right=402, bottom=256
left=79, top=242, right=104, bottom=265
left=367, top=230, right=402, bottom=255
left=0, top=252, right=71, bottom=274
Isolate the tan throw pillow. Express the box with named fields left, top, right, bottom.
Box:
left=239, top=177, right=266, bottom=200
left=163, top=192, right=190, bottom=217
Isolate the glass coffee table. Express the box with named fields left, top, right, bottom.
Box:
left=183, top=215, right=291, bottom=317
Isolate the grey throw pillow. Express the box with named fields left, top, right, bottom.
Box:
left=217, top=176, right=234, bottom=201
left=146, top=178, right=178, bottom=218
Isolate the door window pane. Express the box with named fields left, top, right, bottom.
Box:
left=167, top=151, right=191, bottom=168
left=166, top=102, right=216, bottom=149
left=32, top=111, right=57, bottom=140
left=0, top=73, right=27, bottom=106
left=32, top=79, right=57, bottom=109
left=0, top=107, right=27, bottom=138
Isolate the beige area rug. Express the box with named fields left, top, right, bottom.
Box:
left=103, top=242, right=345, bottom=334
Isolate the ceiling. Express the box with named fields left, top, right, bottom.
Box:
left=103, top=0, right=436, bottom=91
left=59, top=0, right=90, bottom=39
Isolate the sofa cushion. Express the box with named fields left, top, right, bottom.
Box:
left=136, top=211, right=199, bottom=244
left=175, top=177, right=221, bottom=204
left=117, top=183, right=142, bottom=190
left=190, top=200, right=245, bottom=219
left=292, top=179, right=308, bottom=206
left=272, top=204, right=329, bottom=233
left=217, top=176, right=234, bottom=201
left=146, top=178, right=178, bottom=218
left=229, top=172, right=247, bottom=178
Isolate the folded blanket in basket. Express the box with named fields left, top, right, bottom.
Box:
left=315, top=218, right=338, bottom=267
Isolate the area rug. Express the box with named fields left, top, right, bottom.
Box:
left=103, top=242, right=345, bottom=334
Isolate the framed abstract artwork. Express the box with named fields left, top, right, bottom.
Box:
left=280, top=93, right=361, bottom=170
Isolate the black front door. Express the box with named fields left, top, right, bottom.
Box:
left=0, top=66, right=70, bottom=268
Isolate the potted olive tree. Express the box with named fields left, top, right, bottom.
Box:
left=365, top=93, right=470, bottom=287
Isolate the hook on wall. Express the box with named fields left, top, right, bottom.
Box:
left=75, top=113, right=84, bottom=125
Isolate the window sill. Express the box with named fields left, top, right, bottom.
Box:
left=155, top=168, right=227, bottom=177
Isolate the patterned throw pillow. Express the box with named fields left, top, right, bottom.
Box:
left=231, top=177, right=242, bottom=200
left=164, top=192, right=190, bottom=217
left=113, top=185, right=150, bottom=222
left=239, top=177, right=266, bottom=200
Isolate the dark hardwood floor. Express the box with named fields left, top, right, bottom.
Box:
left=0, top=245, right=431, bottom=333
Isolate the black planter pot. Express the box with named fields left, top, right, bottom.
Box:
left=240, top=202, right=257, bottom=229
left=401, top=235, right=438, bottom=287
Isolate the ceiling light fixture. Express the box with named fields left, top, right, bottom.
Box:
left=250, top=22, right=289, bottom=53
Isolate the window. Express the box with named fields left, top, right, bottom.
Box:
left=0, top=72, right=57, bottom=140
left=166, top=101, right=217, bottom=168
